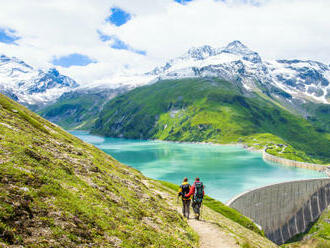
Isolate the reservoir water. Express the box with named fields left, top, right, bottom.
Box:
left=71, top=131, right=327, bottom=202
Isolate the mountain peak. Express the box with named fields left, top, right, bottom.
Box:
left=0, top=54, right=34, bottom=70
left=48, top=68, right=60, bottom=77
left=0, top=54, right=79, bottom=105
left=225, top=40, right=248, bottom=50
left=187, top=45, right=217, bottom=60
left=222, top=40, right=261, bottom=63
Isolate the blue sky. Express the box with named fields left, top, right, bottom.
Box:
left=174, top=0, right=193, bottom=4
left=106, top=7, right=131, bottom=26
left=52, top=54, right=95, bottom=68
left=109, top=36, right=146, bottom=55
left=0, top=28, right=19, bottom=44
left=98, top=31, right=146, bottom=55
left=53, top=7, right=140, bottom=67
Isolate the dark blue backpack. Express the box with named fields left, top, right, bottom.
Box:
left=194, top=182, right=204, bottom=203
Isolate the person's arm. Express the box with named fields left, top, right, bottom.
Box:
left=178, top=186, right=182, bottom=196
left=185, top=184, right=195, bottom=198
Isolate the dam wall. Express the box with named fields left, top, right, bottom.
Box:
left=227, top=178, right=330, bottom=245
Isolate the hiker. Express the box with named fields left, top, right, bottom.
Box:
left=178, top=177, right=192, bottom=219
left=185, top=177, right=204, bottom=220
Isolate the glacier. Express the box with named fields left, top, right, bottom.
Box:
left=0, top=55, right=79, bottom=106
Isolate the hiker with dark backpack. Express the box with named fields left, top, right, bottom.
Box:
left=185, top=177, right=204, bottom=220
left=178, top=177, right=192, bottom=219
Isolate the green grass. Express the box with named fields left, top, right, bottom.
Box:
left=0, top=93, right=198, bottom=247
left=92, top=78, right=330, bottom=164
left=0, top=96, right=50, bottom=134
left=157, top=180, right=264, bottom=236
left=38, top=89, right=118, bottom=130
left=303, top=103, right=330, bottom=133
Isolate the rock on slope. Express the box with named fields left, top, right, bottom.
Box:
left=0, top=93, right=197, bottom=247
left=0, top=55, right=78, bottom=107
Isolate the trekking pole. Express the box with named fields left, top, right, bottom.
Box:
left=200, top=202, right=203, bottom=221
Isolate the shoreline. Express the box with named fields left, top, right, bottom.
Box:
left=152, top=140, right=330, bottom=176
left=72, top=130, right=330, bottom=176
left=262, top=151, right=330, bottom=176
left=149, top=139, right=330, bottom=176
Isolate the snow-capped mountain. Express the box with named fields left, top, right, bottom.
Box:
left=145, top=41, right=330, bottom=104
left=0, top=55, right=79, bottom=105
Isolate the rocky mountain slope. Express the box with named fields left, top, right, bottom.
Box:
left=38, top=87, right=128, bottom=130
left=146, top=41, right=330, bottom=105
left=92, top=78, right=330, bottom=164
left=0, top=55, right=78, bottom=107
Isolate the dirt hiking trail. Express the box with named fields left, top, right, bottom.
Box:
left=188, top=217, right=239, bottom=248
left=148, top=180, right=278, bottom=248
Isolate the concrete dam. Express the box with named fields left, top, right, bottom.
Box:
left=227, top=178, right=330, bottom=245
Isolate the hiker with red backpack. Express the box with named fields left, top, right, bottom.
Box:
left=185, top=177, right=204, bottom=220
left=178, top=177, right=192, bottom=219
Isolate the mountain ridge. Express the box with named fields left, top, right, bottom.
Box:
left=145, top=41, right=329, bottom=105
left=0, top=54, right=78, bottom=107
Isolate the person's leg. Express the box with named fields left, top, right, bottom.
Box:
left=182, top=199, right=186, bottom=217
left=183, top=200, right=189, bottom=218
left=196, top=202, right=201, bottom=219
left=192, top=201, right=196, bottom=213
left=192, top=201, right=199, bottom=219
left=187, top=200, right=191, bottom=219
left=193, top=202, right=201, bottom=220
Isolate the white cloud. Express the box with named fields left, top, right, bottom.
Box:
left=112, top=0, right=330, bottom=62
left=0, top=0, right=329, bottom=86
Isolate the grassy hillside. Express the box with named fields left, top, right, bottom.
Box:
left=92, top=78, right=330, bottom=164
left=0, top=93, right=198, bottom=247
left=39, top=88, right=125, bottom=130
left=304, top=103, right=330, bottom=133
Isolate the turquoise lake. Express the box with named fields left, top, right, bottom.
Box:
left=71, top=131, right=327, bottom=203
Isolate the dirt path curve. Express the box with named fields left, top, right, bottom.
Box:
left=187, top=217, right=239, bottom=248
